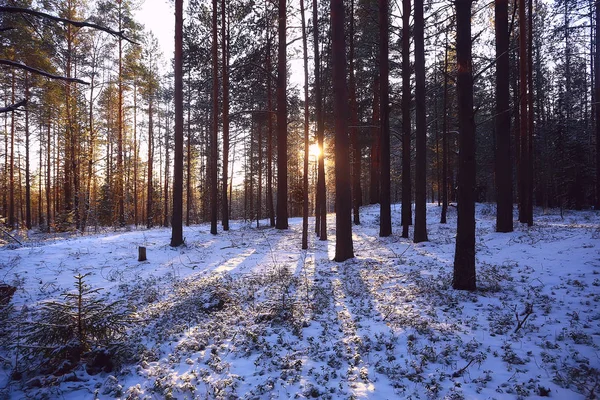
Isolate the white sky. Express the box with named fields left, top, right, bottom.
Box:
left=134, top=0, right=175, bottom=59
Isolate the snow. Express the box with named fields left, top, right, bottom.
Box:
left=1, top=203, right=599, bottom=399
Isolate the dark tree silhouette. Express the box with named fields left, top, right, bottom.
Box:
left=452, top=0, right=476, bottom=291
left=495, top=0, right=513, bottom=232
left=379, top=0, right=392, bottom=237
left=331, top=0, right=354, bottom=261
left=401, top=0, right=412, bottom=238
left=275, top=0, right=288, bottom=230
left=413, top=0, right=428, bottom=243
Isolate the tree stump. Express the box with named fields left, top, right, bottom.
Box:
left=138, top=246, right=147, bottom=262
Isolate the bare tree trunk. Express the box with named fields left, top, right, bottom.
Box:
left=186, top=72, right=192, bottom=226
left=210, top=0, right=219, bottom=235
left=301, top=0, right=310, bottom=249
left=24, top=73, right=31, bottom=229
left=171, top=0, right=184, bottom=246
left=518, top=0, right=530, bottom=224
left=441, top=35, right=449, bottom=224
left=147, top=87, right=154, bottom=228
left=222, top=0, right=230, bottom=231
left=379, top=0, right=392, bottom=237
left=266, top=30, right=276, bottom=227
left=276, top=0, right=288, bottom=230
left=495, top=0, right=513, bottom=232
left=9, top=72, right=15, bottom=229
left=313, top=0, right=327, bottom=239
left=332, top=0, right=354, bottom=261
left=596, top=0, right=600, bottom=209
left=370, top=76, right=380, bottom=205
left=401, top=0, right=412, bottom=238
left=413, top=0, right=428, bottom=243
left=453, top=0, right=477, bottom=291
left=117, top=3, right=125, bottom=227
left=526, top=0, right=534, bottom=224
left=349, top=0, right=361, bottom=225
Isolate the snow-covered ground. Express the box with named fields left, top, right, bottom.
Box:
left=1, top=203, right=599, bottom=399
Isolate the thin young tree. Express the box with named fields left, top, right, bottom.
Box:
left=170, top=0, right=184, bottom=247
left=332, top=0, right=354, bottom=261
left=413, top=0, right=428, bottom=243
left=210, top=0, right=219, bottom=235
left=300, top=0, right=310, bottom=249
left=221, top=0, right=230, bottom=231
left=275, top=0, right=288, bottom=230
left=453, top=0, right=476, bottom=291
left=313, top=0, right=327, bottom=239
left=495, top=0, right=513, bottom=232
left=379, top=0, right=392, bottom=237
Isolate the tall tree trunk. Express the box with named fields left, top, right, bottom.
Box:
left=9, top=72, right=15, bottom=229
left=171, top=0, right=184, bottom=246
left=266, top=30, right=276, bottom=227
left=132, top=81, right=138, bottom=226
left=276, top=0, right=288, bottom=230
left=332, top=0, right=354, bottom=261
left=24, top=74, right=31, bottom=230
left=186, top=72, right=192, bottom=226
left=257, top=121, right=262, bottom=227
left=221, top=0, right=230, bottom=231
left=401, top=0, right=412, bottom=238
left=117, top=4, right=125, bottom=227
left=349, top=0, right=361, bottom=225
left=518, top=0, right=529, bottom=224
left=301, top=0, right=310, bottom=249
left=495, top=0, right=513, bottom=232
left=453, top=0, right=477, bottom=291
left=379, top=0, right=392, bottom=237
left=596, top=0, right=600, bottom=208
left=147, top=88, right=154, bottom=228
left=370, top=76, right=381, bottom=204
left=313, top=0, right=327, bottom=239
left=210, top=0, right=219, bottom=235
left=441, top=34, right=449, bottom=224
left=526, top=0, right=533, bottom=224
left=413, top=0, right=428, bottom=243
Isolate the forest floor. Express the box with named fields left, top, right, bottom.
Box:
left=0, top=203, right=599, bottom=399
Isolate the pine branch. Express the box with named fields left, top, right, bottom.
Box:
left=0, top=98, right=27, bottom=114
left=0, top=59, right=90, bottom=85
left=0, top=6, right=139, bottom=44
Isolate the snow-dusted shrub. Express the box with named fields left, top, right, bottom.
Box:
left=19, top=273, right=134, bottom=375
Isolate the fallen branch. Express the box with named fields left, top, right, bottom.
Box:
left=0, top=6, right=138, bottom=44
left=514, top=302, right=533, bottom=333
left=0, top=227, right=22, bottom=245
left=0, top=98, right=27, bottom=113
left=0, top=59, right=89, bottom=85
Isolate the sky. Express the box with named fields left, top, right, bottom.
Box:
left=134, top=0, right=175, bottom=60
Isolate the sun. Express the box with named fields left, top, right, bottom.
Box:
left=309, top=143, right=321, bottom=159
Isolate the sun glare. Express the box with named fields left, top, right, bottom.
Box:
left=309, top=143, right=321, bottom=159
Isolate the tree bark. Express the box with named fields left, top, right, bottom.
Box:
left=596, top=0, right=600, bottom=209
left=332, top=0, right=354, bottom=261
left=441, top=33, right=449, bottom=224
left=413, top=0, right=428, bottom=243
left=276, top=0, right=289, bottom=230
left=301, top=0, right=310, bottom=249
left=313, top=0, right=327, bottom=240
left=210, top=0, right=219, bottom=235
left=453, top=0, right=477, bottom=291
left=495, top=0, right=513, bottom=232
left=401, top=0, right=412, bottom=238
left=221, top=0, right=230, bottom=231
left=349, top=0, right=361, bottom=226
left=171, top=0, right=184, bottom=246
left=379, top=0, right=392, bottom=237
left=370, top=76, right=381, bottom=204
